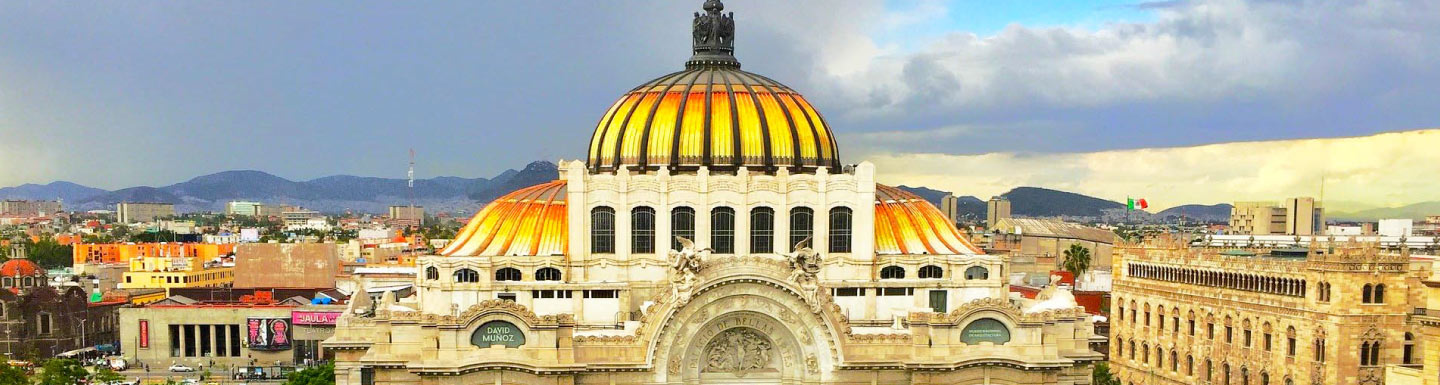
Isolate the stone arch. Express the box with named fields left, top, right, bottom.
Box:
left=645, top=270, right=845, bottom=384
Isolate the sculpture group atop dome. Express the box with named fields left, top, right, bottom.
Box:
left=689, top=0, right=739, bottom=69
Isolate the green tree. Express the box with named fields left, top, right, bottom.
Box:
left=1092, top=362, right=1120, bottom=385
left=0, top=363, right=30, bottom=385
left=23, top=237, right=73, bottom=270
left=37, top=359, right=87, bottom=385
left=284, top=363, right=334, bottom=385
left=1062, top=243, right=1092, bottom=278
left=91, top=367, right=123, bottom=384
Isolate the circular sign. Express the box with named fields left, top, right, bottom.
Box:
left=960, top=318, right=1011, bottom=345
left=471, top=320, right=526, bottom=348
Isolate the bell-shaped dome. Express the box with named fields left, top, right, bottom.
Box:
left=439, top=180, right=568, bottom=257
left=1, top=259, right=42, bottom=278
left=874, top=184, right=983, bottom=255
left=586, top=0, right=840, bottom=174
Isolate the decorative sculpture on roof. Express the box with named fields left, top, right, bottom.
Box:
left=785, top=237, right=824, bottom=312
left=688, top=0, right=740, bottom=68
left=347, top=278, right=375, bottom=318
left=669, top=236, right=711, bottom=306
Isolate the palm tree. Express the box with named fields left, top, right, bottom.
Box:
left=1062, top=244, right=1092, bottom=278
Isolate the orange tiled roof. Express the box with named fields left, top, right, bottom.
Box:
left=874, top=184, right=983, bottom=255
left=439, top=181, right=568, bottom=257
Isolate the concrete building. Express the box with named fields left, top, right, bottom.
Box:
left=0, top=200, right=63, bottom=217
left=117, top=289, right=346, bottom=370
left=988, top=218, right=1117, bottom=282
left=118, top=250, right=235, bottom=290
left=1230, top=197, right=1325, bottom=235
left=987, top=196, right=1012, bottom=230
left=1381, top=219, right=1416, bottom=237
left=74, top=243, right=236, bottom=267
left=1110, top=237, right=1435, bottom=385
left=387, top=206, right=424, bottom=226
left=323, top=4, right=1100, bottom=384
left=282, top=209, right=323, bottom=227
left=117, top=202, right=175, bottom=224
left=225, top=201, right=264, bottom=216
left=234, top=243, right=339, bottom=289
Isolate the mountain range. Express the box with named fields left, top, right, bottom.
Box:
left=3, top=163, right=1432, bottom=221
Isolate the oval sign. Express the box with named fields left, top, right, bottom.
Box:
left=960, top=318, right=1011, bottom=345
left=471, top=320, right=526, bottom=348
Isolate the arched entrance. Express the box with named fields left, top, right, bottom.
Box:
left=649, top=276, right=843, bottom=384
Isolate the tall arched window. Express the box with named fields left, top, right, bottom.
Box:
left=880, top=266, right=905, bottom=279
left=789, top=207, right=814, bottom=250
left=454, top=268, right=479, bottom=283
left=1404, top=332, right=1416, bottom=364
left=632, top=206, right=656, bottom=253
left=671, top=207, right=695, bottom=251
left=1186, top=355, right=1194, bottom=376
left=535, top=267, right=561, bottom=281
left=1374, top=283, right=1385, bottom=303
left=1170, top=350, right=1178, bottom=371
left=918, top=265, right=943, bottom=279
left=711, top=207, right=735, bottom=254
left=425, top=266, right=439, bottom=280
left=591, top=207, right=615, bottom=253
left=829, top=207, right=852, bottom=253
left=965, top=266, right=989, bottom=280
left=750, top=207, right=774, bottom=254
left=495, top=267, right=521, bottom=281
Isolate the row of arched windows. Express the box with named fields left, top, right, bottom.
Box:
left=1114, top=338, right=1286, bottom=385
left=1127, top=263, right=1306, bottom=297
left=1361, top=283, right=1386, bottom=304
left=426, top=266, right=563, bottom=283
left=591, top=206, right=853, bottom=254
left=1115, top=298, right=1311, bottom=367
left=875, top=265, right=989, bottom=280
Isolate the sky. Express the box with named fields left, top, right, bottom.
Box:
left=2, top=0, right=1437, bottom=209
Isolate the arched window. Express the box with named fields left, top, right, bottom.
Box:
left=1142, top=343, right=1150, bottom=363
left=1363, top=283, right=1373, bottom=303
left=535, top=267, right=561, bottom=281
left=1223, top=363, right=1231, bottom=385
left=591, top=207, right=615, bottom=253
left=1170, top=350, right=1178, bottom=371
left=750, top=207, right=774, bottom=254
left=1261, top=372, right=1270, bottom=385
left=1115, top=337, right=1124, bottom=357
left=828, top=207, right=852, bottom=253
left=671, top=207, right=695, bottom=251
left=1156, top=346, right=1163, bottom=367
left=495, top=267, right=521, bottom=282
left=880, top=266, right=905, bottom=279
left=632, top=206, right=656, bottom=253
left=1186, top=355, right=1194, bottom=376
left=789, top=207, right=813, bottom=250
left=918, top=265, right=943, bottom=279
left=1241, top=367, right=1250, bottom=385
left=454, top=268, right=479, bottom=283
left=1204, top=359, right=1213, bottom=381
left=425, top=266, right=439, bottom=280
left=711, top=207, right=735, bottom=254
left=1374, top=283, right=1385, bottom=303
left=1404, top=332, right=1416, bottom=364
left=964, top=266, right=989, bottom=280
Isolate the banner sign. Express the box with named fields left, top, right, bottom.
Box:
left=470, top=320, right=525, bottom=348
left=960, top=318, right=1011, bottom=345
left=292, top=311, right=341, bottom=325
left=246, top=318, right=292, bottom=351
left=138, top=320, right=149, bottom=348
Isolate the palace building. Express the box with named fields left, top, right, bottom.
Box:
left=1110, top=236, right=1439, bottom=385
left=323, top=2, right=1101, bottom=384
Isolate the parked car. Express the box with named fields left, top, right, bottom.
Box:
left=169, top=364, right=196, bottom=373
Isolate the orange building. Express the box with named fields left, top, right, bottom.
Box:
left=73, top=243, right=236, bottom=265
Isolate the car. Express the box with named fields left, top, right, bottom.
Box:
left=169, top=364, right=196, bottom=373
left=180, top=379, right=200, bottom=385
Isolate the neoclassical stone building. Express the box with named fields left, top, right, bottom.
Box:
left=1110, top=237, right=1437, bottom=385
left=324, top=2, right=1100, bottom=384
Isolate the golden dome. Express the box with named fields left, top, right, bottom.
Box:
left=586, top=1, right=840, bottom=173
left=874, top=185, right=983, bottom=255
left=439, top=181, right=568, bottom=257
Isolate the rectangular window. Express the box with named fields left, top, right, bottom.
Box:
left=1287, top=337, right=1297, bottom=357
left=833, top=288, right=866, bottom=297
left=229, top=324, right=241, bottom=357
left=583, top=290, right=619, bottom=299
left=183, top=325, right=196, bottom=357
left=1226, top=326, right=1233, bottom=344
left=216, top=326, right=227, bottom=357
left=632, top=207, right=656, bottom=254
left=711, top=208, right=735, bottom=254
left=1244, top=330, right=1252, bottom=347
left=170, top=325, right=182, bottom=357
left=750, top=208, right=774, bottom=254
left=38, top=313, right=52, bottom=334
left=497, top=293, right=517, bottom=302
left=531, top=290, right=573, bottom=299
left=880, top=288, right=913, bottom=296
left=200, top=325, right=212, bottom=356
left=1208, top=323, right=1215, bottom=340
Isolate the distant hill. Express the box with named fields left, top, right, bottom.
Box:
left=1001, top=187, right=1125, bottom=218
left=48, top=161, right=560, bottom=214
left=1331, top=201, right=1440, bottom=221
left=0, top=181, right=108, bottom=202
left=1156, top=204, right=1233, bottom=223
left=894, top=185, right=986, bottom=222
left=894, top=185, right=952, bottom=207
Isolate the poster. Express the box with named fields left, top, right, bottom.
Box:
left=138, top=320, right=149, bottom=348
left=246, top=318, right=292, bottom=351
left=292, top=311, right=341, bottom=325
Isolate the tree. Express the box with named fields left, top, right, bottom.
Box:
left=1062, top=243, right=1092, bottom=278
left=37, top=359, right=87, bottom=385
left=0, top=363, right=29, bottom=385
left=23, top=237, right=73, bottom=270
left=284, top=363, right=334, bottom=385
left=91, top=367, right=123, bottom=384
left=1092, top=362, right=1120, bottom=385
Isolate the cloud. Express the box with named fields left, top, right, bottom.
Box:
left=868, top=129, right=1440, bottom=211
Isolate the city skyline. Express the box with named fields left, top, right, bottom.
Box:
left=4, top=0, right=1438, bottom=207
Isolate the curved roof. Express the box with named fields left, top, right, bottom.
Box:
left=439, top=181, right=568, bottom=257
left=874, top=185, right=983, bottom=255
left=1, top=259, right=42, bottom=278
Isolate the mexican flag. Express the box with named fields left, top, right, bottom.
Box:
left=1127, top=198, right=1148, bottom=211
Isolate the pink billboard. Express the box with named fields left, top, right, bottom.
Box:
left=292, top=311, right=341, bottom=325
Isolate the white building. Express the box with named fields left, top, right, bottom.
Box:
left=1380, top=218, right=1415, bottom=237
